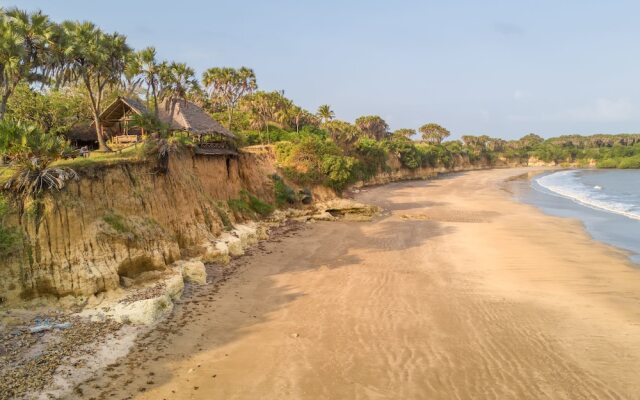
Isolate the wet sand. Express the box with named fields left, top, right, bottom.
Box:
left=79, top=168, right=640, bottom=399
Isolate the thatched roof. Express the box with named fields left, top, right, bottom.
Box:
left=158, top=98, right=235, bottom=139
left=64, top=122, right=97, bottom=142
left=98, top=97, right=149, bottom=127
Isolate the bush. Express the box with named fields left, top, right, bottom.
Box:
left=596, top=158, right=620, bottom=168
left=618, top=156, right=640, bottom=169
left=354, top=137, right=387, bottom=178
left=228, top=190, right=274, bottom=218
left=321, top=155, right=358, bottom=191
left=272, top=174, right=297, bottom=207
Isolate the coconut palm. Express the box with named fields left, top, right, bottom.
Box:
left=317, top=104, right=334, bottom=123
left=202, top=66, right=257, bottom=128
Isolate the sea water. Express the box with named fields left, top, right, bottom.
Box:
left=517, top=169, right=640, bottom=263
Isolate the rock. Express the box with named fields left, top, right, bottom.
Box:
left=134, top=270, right=164, bottom=284
left=119, top=276, right=135, bottom=288
left=314, top=199, right=380, bottom=221
left=202, top=241, right=230, bottom=264
left=311, top=211, right=336, bottom=221
left=234, top=224, right=258, bottom=246
left=180, top=260, right=207, bottom=285
left=220, top=233, right=244, bottom=257
left=164, top=273, right=185, bottom=300
left=108, top=294, right=173, bottom=325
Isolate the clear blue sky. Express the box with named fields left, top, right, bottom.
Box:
left=5, top=0, right=640, bottom=139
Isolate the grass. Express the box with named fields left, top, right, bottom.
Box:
left=52, top=145, right=144, bottom=169
left=228, top=190, right=274, bottom=219
left=103, top=211, right=131, bottom=234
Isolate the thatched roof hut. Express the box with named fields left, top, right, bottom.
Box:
left=64, top=122, right=98, bottom=145
left=98, top=97, right=149, bottom=129
left=158, top=98, right=235, bottom=139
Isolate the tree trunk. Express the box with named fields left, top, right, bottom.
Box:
left=227, top=106, right=233, bottom=129
left=84, top=78, right=111, bottom=152
left=151, top=82, right=159, bottom=117
left=0, top=95, right=9, bottom=120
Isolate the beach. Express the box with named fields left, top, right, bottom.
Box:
left=79, top=168, right=640, bottom=399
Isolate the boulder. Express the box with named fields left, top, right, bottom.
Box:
left=108, top=294, right=173, bottom=325
left=202, top=241, right=230, bottom=264
left=180, top=260, right=207, bottom=285
left=220, top=233, right=244, bottom=257
left=164, top=272, right=185, bottom=300
left=315, top=199, right=380, bottom=221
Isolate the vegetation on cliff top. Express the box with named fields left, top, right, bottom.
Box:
left=0, top=6, right=638, bottom=207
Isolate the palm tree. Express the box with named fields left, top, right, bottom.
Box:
left=317, top=104, right=334, bottom=123
left=158, top=61, right=198, bottom=103
left=58, top=21, right=131, bottom=152
left=132, top=47, right=161, bottom=116
left=202, top=66, right=257, bottom=128
left=419, top=123, right=450, bottom=144
left=0, top=8, right=55, bottom=119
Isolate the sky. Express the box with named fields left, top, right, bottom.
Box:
left=4, top=0, right=640, bottom=139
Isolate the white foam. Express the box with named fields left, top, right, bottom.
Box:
left=535, top=170, right=640, bottom=221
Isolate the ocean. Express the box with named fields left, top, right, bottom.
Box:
left=515, top=169, right=640, bottom=263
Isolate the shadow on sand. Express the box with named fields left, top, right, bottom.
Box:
left=75, top=178, right=458, bottom=399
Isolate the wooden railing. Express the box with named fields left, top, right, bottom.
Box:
left=195, top=141, right=238, bottom=156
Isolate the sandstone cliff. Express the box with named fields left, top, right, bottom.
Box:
left=0, top=149, right=278, bottom=304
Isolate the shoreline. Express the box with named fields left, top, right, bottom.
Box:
left=512, top=168, right=640, bottom=264
left=11, top=167, right=640, bottom=399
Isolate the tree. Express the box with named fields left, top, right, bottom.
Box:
left=517, top=133, right=544, bottom=149
left=202, top=67, right=257, bottom=128
left=419, top=123, right=450, bottom=144
left=317, top=104, right=335, bottom=123
left=129, top=47, right=161, bottom=116
left=355, top=115, right=389, bottom=141
left=58, top=21, right=131, bottom=151
left=323, top=120, right=359, bottom=146
left=393, top=128, right=416, bottom=140
left=5, top=83, right=90, bottom=134
left=0, top=8, right=56, bottom=119
left=158, top=61, right=198, bottom=103
left=241, top=91, right=290, bottom=143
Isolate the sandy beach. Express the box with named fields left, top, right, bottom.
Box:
left=78, top=168, right=640, bottom=400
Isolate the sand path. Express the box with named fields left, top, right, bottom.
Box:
left=80, top=168, right=640, bottom=400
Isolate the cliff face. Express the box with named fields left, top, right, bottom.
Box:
left=1, top=149, right=278, bottom=303
left=0, top=147, right=526, bottom=305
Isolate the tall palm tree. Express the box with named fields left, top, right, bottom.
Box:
left=158, top=61, right=198, bottom=103
left=135, top=47, right=160, bottom=116
left=317, top=104, right=334, bottom=123
left=0, top=8, right=55, bottom=119
left=202, top=66, right=257, bottom=128
left=59, top=21, right=131, bottom=151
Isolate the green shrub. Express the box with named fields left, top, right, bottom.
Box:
left=228, top=190, right=274, bottom=218
left=618, top=156, right=640, bottom=169
left=354, top=137, right=387, bottom=178
left=272, top=174, right=298, bottom=206
left=103, top=211, right=131, bottom=234
left=596, top=158, right=620, bottom=168
left=321, top=155, right=358, bottom=191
